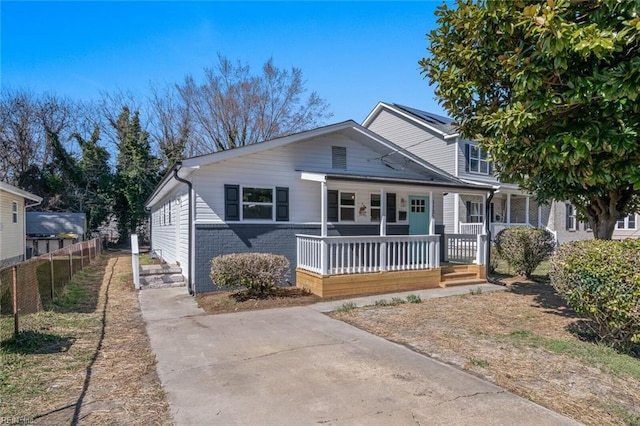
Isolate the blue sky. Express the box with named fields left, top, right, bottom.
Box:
left=1, top=1, right=446, bottom=123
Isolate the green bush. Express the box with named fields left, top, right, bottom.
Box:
left=550, top=239, right=640, bottom=352
left=489, top=247, right=501, bottom=274
left=494, top=227, right=555, bottom=278
left=210, top=253, right=290, bottom=296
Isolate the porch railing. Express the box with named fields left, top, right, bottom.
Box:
left=444, top=233, right=487, bottom=264
left=296, top=234, right=441, bottom=276
left=459, top=222, right=534, bottom=235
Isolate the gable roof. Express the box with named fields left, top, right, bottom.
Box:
left=146, top=120, right=491, bottom=207
left=0, top=181, right=42, bottom=204
left=26, top=212, right=86, bottom=237
left=362, top=102, right=460, bottom=140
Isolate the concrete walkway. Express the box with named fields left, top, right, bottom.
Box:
left=140, top=285, right=581, bottom=426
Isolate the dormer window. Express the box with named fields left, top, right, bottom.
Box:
left=332, top=146, right=347, bottom=170
left=465, top=143, right=491, bottom=175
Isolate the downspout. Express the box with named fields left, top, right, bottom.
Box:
left=485, top=189, right=495, bottom=280
left=173, top=162, right=194, bottom=295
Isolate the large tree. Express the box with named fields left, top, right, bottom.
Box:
left=177, top=55, right=332, bottom=153
left=111, top=106, right=160, bottom=242
left=421, top=0, right=640, bottom=239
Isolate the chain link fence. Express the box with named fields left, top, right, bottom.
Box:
left=0, top=238, right=102, bottom=335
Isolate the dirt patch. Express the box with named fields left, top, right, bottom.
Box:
left=330, top=279, right=640, bottom=426
left=196, top=287, right=321, bottom=314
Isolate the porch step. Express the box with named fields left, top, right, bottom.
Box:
left=440, top=271, right=479, bottom=282
left=139, top=263, right=185, bottom=289
left=439, top=278, right=487, bottom=288
left=140, top=264, right=182, bottom=276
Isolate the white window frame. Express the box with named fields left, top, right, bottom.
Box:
left=566, top=204, right=577, bottom=231
left=468, top=144, right=490, bottom=175
left=370, top=193, right=381, bottom=222
left=339, top=191, right=356, bottom=222
left=616, top=214, right=637, bottom=230
left=467, top=201, right=483, bottom=223
left=241, top=186, right=275, bottom=221
left=12, top=201, right=18, bottom=223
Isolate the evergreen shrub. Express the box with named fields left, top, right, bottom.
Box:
left=494, top=227, right=555, bottom=278
left=550, top=239, right=640, bottom=351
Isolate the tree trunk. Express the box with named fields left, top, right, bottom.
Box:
left=583, top=187, right=635, bottom=240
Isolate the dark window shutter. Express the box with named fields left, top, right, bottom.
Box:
left=224, top=184, right=240, bottom=221
left=464, top=144, right=470, bottom=172
left=466, top=201, right=471, bottom=222
left=328, top=190, right=339, bottom=222
left=275, top=187, right=289, bottom=221
left=565, top=204, right=572, bottom=230
left=386, top=193, right=396, bottom=223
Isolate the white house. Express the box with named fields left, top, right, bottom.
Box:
left=145, top=121, right=493, bottom=296
left=362, top=103, right=631, bottom=244
left=0, top=182, right=42, bottom=267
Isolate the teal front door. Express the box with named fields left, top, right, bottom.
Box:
left=409, top=196, right=430, bottom=235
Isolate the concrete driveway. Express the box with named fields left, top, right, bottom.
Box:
left=140, top=287, right=580, bottom=426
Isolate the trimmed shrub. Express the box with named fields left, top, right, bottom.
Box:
left=494, top=227, right=555, bottom=278
left=210, top=253, right=290, bottom=296
left=550, top=239, right=640, bottom=351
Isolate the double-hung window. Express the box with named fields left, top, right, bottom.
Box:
left=339, top=192, right=356, bottom=221
left=566, top=204, right=577, bottom=231
left=242, top=187, right=274, bottom=220
left=370, top=194, right=381, bottom=222
left=12, top=201, right=18, bottom=223
left=467, top=201, right=483, bottom=223
left=467, top=144, right=490, bottom=175
left=616, top=214, right=637, bottom=230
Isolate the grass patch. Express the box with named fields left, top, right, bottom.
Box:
left=507, top=328, right=640, bottom=380
left=469, top=358, right=489, bottom=368
left=468, top=287, right=483, bottom=295
left=335, top=302, right=358, bottom=312
left=0, top=257, right=106, bottom=419
left=406, top=294, right=422, bottom=304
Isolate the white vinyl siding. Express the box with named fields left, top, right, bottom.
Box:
left=0, top=191, right=26, bottom=264
left=364, top=109, right=457, bottom=175
left=193, top=135, right=437, bottom=225
left=151, top=195, right=178, bottom=263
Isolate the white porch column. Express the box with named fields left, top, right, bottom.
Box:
left=429, top=191, right=435, bottom=234
left=454, top=193, right=460, bottom=233
left=320, top=181, right=328, bottom=274
left=379, top=188, right=387, bottom=236
left=506, top=193, right=512, bottom=227
left=380, top=188, right=387, bottom=271
left=538, top=205, right=543, bottom=228
left=525, top=195, right=530, bottom=226
left=482, top=194, right=487, bottom=234
left=320, top=181, right=328, bottom=237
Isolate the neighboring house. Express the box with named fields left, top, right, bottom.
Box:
left=145, top=120, right=493, bottom=296
left=362, top=102, right=606, bottom=244
left=0, top=182, right=42, bottom=267
left=26, top=212, right=86, bottom=257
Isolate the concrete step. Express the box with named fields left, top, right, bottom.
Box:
left=140, top=273, right=185, bottom=287
left=140, top=264, right=182, bottom=276
left=439, top=278, right=487, bottom=288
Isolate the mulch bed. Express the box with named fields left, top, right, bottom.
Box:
left=196, top=287, right=321, bottom=314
